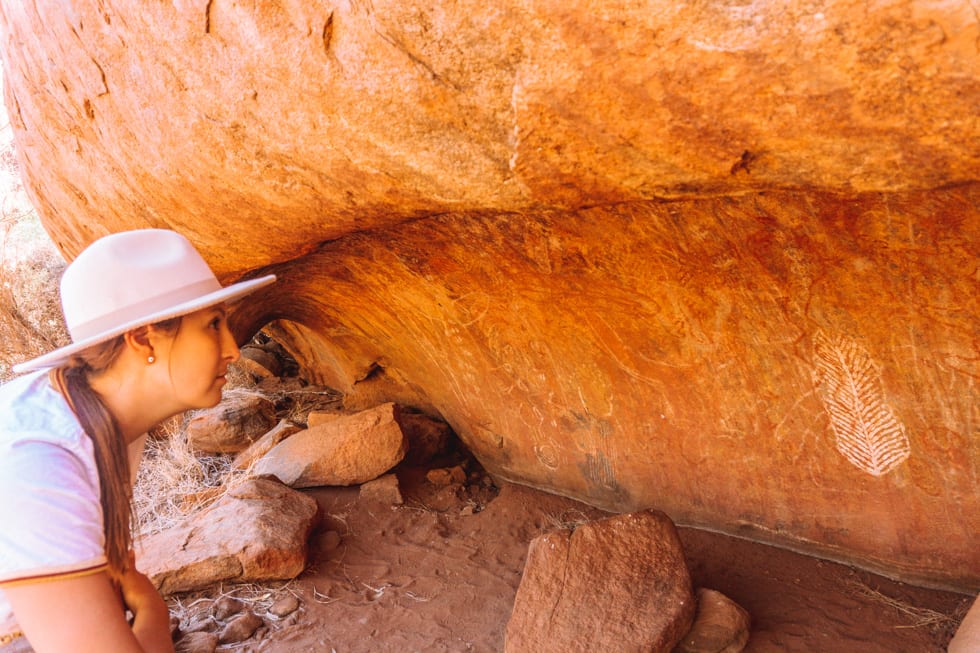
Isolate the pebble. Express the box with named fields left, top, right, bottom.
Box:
left=182, top=614, right=215, bottom=635
left=175, top=631, right=219, bottom=653
left=219, top=611, right=264, bottom=644
left=319, top=529, right=342, bottom=553
left=426, top=466, right=466, bottom=487
left=269, top=594, right=301, bottom=617
left=212, top=595, right=245, bottom=620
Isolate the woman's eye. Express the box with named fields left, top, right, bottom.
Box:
left=210, top=318, right=222, bottom=330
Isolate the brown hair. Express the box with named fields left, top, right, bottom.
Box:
left=51, top=317, right=181, bottom=576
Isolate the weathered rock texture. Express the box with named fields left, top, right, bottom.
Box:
left=505, top=510, right=695, bottom=652
left=0, top=1, right=977, bottom=589
left=138, top=477, right=318, bottom=594
left=252, top=402, right=408, bottom=487
left=185, top=391, right=277, bottom=454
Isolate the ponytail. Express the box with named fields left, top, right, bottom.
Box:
left=50, top=316, right=182, bottom=577
left=52, top=340, right=132, bottom=576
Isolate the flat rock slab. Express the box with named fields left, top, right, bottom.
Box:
left=252, top=402, right=408, bottom=488
left=138, top=477, right=318, bottom=595
left=505, top=509, right=695, bottom=653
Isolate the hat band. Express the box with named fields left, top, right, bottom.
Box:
left=70, top=278, right=221, bottom=342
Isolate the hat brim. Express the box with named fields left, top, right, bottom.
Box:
left=13, top=274, right=277, bottom=373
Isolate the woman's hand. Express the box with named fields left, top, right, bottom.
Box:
left=4, top=569, right=175, bottom=653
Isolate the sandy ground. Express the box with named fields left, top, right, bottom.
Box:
left=170, top=453, right=971, bottom=653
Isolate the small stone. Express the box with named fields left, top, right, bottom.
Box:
left=360, top=473, right=404, bottom=505
left=674, top=588, right=751, bottom=653
left=426, top=466, right=466, bottom=487
left=175, top=631, right=218, bottom=653
left=268, top=594, right=301, bottom=617
left=460, top=504, right=474, bottom=516
left=182, top=614, right=215, bottom=635
left=317, top=530, right=342, bottom=553
left=218, top=611, right=264, bottom=644
left=212, top=596, right=245, bottom=621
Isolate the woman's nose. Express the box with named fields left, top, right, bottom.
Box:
left=222, top=325, right=241, bottom=363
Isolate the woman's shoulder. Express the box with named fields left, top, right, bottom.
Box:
left=0, top=369, right=84, bottom=448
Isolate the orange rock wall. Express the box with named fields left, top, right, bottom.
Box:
left=252, top=188, right=979, bottom=591
left=0, top=1, right=977, bottom=589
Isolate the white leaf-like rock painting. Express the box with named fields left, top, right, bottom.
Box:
left=812, top=330, right=910, bottom=476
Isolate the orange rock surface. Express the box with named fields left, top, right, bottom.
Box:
left=0, top=1, right=976, bottom=590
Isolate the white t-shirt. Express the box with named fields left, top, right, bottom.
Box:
left=0, top=370, right=107, bottom=626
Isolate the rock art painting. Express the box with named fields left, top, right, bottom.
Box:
left=812, top=330, right=911, bottom=476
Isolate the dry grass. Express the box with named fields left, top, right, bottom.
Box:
left=0, top=127, right=69, bottom=381
left=844, top=577, right=971, bottom=641
left=543, top=508, right=592, bottom=531
left=133, top=415, right=250, bottom=538
left=131, top=376, right=308, bottom=632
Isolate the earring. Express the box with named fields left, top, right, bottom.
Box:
left=147, top=355, right=155, bottom=364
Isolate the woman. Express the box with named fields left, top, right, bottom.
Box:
left=0, top=229, right=275, bottom=652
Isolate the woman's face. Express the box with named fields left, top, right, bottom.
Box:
left=154, top=305, right=240, bottom=411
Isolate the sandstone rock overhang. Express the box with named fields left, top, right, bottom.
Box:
left=0, top=1, right=976, bottom=591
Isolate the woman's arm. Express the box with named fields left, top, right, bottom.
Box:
left=4, top=570, right=174, bottom=653
left=116, top=565, right=174, bottom=651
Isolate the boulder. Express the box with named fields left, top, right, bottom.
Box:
left=138, top=477, right=318, bottom=594
left=505, top=509, right=695, bottom=653
left=2, top=2, right=974, bottom=266
left=231, top=419, right=304, bottom=471
left=252, top=403, right=408, bottom=488
left=308, top=408, right=452, bottom=466
left=1, top=1, right=977, bottom=589
left=185, top=391, right=278, bottom=454
left=674, top=588, right=751, bottom=653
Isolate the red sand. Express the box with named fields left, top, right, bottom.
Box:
left=200, top=460, right=970, bottom=653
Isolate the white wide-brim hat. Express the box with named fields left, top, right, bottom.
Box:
left=13, top=229, right=276, bottom=373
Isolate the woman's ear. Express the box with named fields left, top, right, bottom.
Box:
left=122, top=326, right=154, bottom=362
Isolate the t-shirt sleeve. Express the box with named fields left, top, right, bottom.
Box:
left=0, top=438, right=107, bottom=585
